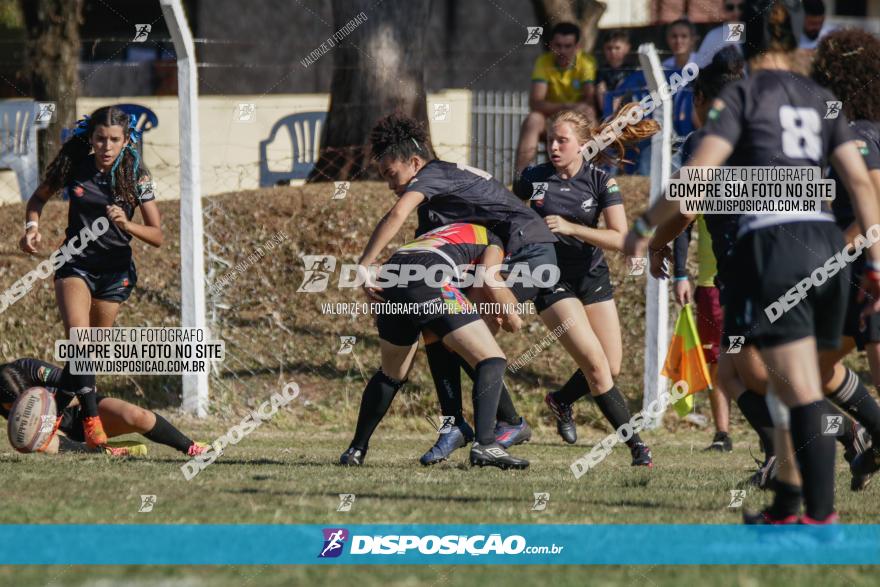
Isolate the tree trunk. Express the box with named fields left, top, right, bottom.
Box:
left=308, top=0, right=431, bottom=182
left=530, top=0, right=607, bottom=53
left=20, top=0, right=83, bottom=176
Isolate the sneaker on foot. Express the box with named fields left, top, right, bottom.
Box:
left=103, top=441, right=148, bottom=457
left=704, top=431, right=733, bottom=452
left=339, top=446, right=366, bottom=466
left=850, top=446, right=880, bottom=491
left=800, top=512, right=840, bottom=525
left=748, top=455, right=777, bottom=490
left=545, top=393, right=577, bottom=444
left=420, top=421, right=474, bottom=466
left=469, top=442, right=529, bottom=470
left=742, top=508, right=799, bottom=525
left=83, top=416, right=108, bottom=448
left=630, top=442, right=653, bottom=467
left=186, top=442, right=210, bottom=457
left=494, top=417, right=532, bottom=448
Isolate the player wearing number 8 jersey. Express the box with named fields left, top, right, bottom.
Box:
left=625, top=0, right=880, bottom=524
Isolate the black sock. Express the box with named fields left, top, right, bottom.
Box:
left=552, top=369, right=590, bottom=405
left=425, top=342, right=463, bottom=425
left=459, top=356, right=519, bottom=424
left=349, top=370, right=405, bottom=451
left=472, top=357, right=507, bottom=445
left=829, top=368, right=880, bottom=440
left=736, top=389, right=776, bottom=456
left=826, top=400, right=856, bottom=453
left=143, top=414, right=195, bottom=453
left=62, top=363, right=98, bottom=418
left=594, top=386, right=642, bottom=448
left=789, top=401, right=836, bottom=521
left=768, top=480, right=802, bottom=519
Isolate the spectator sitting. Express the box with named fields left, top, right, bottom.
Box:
left=514, top=22, right=597, bottom=175
left=799, top=0, right=833, bottom=50
left=596, top=29, right=632, bottom=119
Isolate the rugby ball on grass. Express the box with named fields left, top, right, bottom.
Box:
left=7, top=387, right=56, bottom=453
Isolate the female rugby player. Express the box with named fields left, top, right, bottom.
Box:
left=340, top=223, right=528, bottom=469
left=364, top=115, right=557, bottom=465
left=512, top=104, right=659, bottom=461
left=19, top=107, right=163, bottom=448
left=627, top=1, right=880, bottom=523
left=0, top=358, right=206, bottom=456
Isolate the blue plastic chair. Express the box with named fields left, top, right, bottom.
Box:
left=0, top=100, right=46, bottom=200
left=259, top=111, right=326, bottom=186
left=61, top=103, right=158, bottom=152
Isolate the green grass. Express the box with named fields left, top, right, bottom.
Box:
left=0, top=422, right=878, bottom=585
left=2, top=180, right=879, bottom=584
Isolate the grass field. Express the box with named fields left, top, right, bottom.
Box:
left=1, top=179, right=878, bottom=584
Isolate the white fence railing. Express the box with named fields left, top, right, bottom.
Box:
left=470, top=90, right=539, bottom=183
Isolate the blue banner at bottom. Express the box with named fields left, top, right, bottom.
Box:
left=2, top=524, right=879, bottom=565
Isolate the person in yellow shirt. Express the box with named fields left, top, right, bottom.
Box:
left=515, top=22, right=596, bottom=175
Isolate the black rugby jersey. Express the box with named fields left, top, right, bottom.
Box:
left=392, top=223, right=503, bottom=269
left=513, top=161, right=621, bottom=274
left=702, top=69, right=856, bottom=236
left=829, top=119, right=880, bottom=230
left=63, top=154, right=155, bottom=271
left=409, top=160, right=556, bottom=256
left=0, top=358, right=71, bottom=419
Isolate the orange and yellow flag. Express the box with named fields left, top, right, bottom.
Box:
left=661, top=303, right=712, bottom=417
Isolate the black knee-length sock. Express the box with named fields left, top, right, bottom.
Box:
left=62, top=362, right=98, bottom=418
left=829, top=368, right=880, bottom=440
left=349, top=370, right=405, bottom=451
left=143, top=414, right=195, bottom=453
left=472, top=358, right=507, bottom=445
left=736, top=389, right=776, bottom=456
left=594, top=386, right=643, bottom=448
left=459, top=356, right=520, bottom=424
left=425, top=342, right=464, bottom=425
left=789, top=401, right=836, bottom=521
left=552, top=369, right=591, bottom=404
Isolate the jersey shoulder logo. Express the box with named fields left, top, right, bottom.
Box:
left=606, top=178, right=620, bottom=194
left=708, top=99, right=726, bottom=121
left=37, top=366, right=53, bottom=382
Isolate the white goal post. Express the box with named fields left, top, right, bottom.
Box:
left=160, top=0, right=209, bottom=417
left=637, top=43, right=671, bottom=427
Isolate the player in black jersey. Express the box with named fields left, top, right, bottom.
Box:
left=811, top=29, right=880, bottom=489
left=19, top=107, right=163, bottom=449
left=340, top=223, right=528, bottom=469
left=0, top=358, right=206, bottom=457
left=511, top=103, right=659, bottom=466
left=626, top=1, right=880, bottom=523
left=364, top=115, right=557, bottom=465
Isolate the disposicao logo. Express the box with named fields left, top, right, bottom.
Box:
left=318, top=528, right=348, bottom=558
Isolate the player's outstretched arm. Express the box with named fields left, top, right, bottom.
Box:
left=358, top=190, right=424, bottom=267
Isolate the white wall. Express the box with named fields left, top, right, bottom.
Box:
left=0, top=89, right=472, bottom=205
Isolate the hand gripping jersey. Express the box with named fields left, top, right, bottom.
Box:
left=392, top=223, right=503, bottom=272
left=409, top=160, right=556, bottom=257
left=513, top=161, right=621, bottom=276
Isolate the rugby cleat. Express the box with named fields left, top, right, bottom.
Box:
left=103, top=441, right=148, bottom=457
left=704, top=431, right=733, bottom=452
left=748, top=455, right=777, bottom=490
left=419, top=421, right=474, bottom=466
left=494, top=417, right=532, bottom=448
left=339, top=446, right=366, bottom=466
left=469, top=442, right=529, bottom=470
left=545, top=393, right=577, bottom=444
left=186, top=442, right=210, bottom=457
left=800, top=512, right=840, bottom=525
left=844, top=424, right=873, bottom=491
left=630, top=442, right=653, bottom=467
left=850, top=446, right=880, bottom=491
left=83, top=416, right=108, bottom=448
left=742, top=508, right=799, bottom=525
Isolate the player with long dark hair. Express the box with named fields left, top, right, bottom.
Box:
left=19, top=106, right=163, bottom=449
left=626, top=1, right=880, bottom=523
